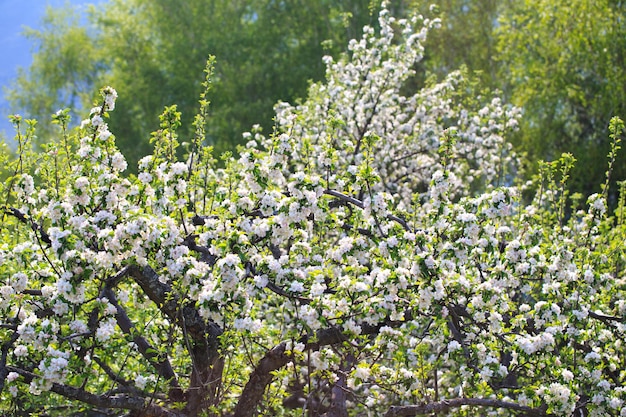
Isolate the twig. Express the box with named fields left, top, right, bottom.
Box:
left=589, top=310, right=625, bottom=324
left=324, top=189, right=410, bottom=231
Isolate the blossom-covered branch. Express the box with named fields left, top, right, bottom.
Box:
left=6, top=366, right=182, bottom=415
left=384, top=398, right=551, bottom=417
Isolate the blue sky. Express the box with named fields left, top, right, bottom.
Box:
left=0, top=0, right=104, bottom=140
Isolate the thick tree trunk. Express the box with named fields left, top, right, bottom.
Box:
left=232, top=343, right=291, bottom=417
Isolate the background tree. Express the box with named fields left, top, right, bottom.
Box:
left=7, top=0, right=626, bottom=200
left=409, top=0, right=626, bottom=202
left=6, top=0, right=379, bottom=170
left=6, top=6, right=104, bottom=139
left=387, top=0, right=626, bottom=203
left=408, top=0, right=503, bottom=88
left=496, top=0, right=626, bottom=201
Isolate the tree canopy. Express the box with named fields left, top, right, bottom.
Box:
left=1, top=5, right=626, bottom=416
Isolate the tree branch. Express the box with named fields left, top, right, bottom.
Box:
left=183, top=233, right=217, bottom=266
left=245, top=261, right=312, bottom=304
left=128, top=265, right=221, bottom=341
left=5, top=207, right=51, bottom=246
left=383, top=398, right=551, bottom=417
left=0, top=332, right=19, bottom=393
left=232, top=343, right=292, bottom=417
left=128, top=265, right=224, bottom=415
left=7, top=366, right=183, bottom=416
left=589, top=310, right=626, bottom=324
left=93, top=356, right=133, bottom=388
left=104, top=265, right=132, bottom=288
left=101, top=287, right=183, bottom=400
left=324, top=189, right=410, bottom=231
left=322, top=356, right=353, bottom=417
left=233, top=317, right=409, bottom=417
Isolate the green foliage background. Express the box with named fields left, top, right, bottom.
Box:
left=6, top=0, right=381, bottom=170
left=4, top=0, right=626, bottom=198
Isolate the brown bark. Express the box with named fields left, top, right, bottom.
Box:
left=233, top=323, right=401, bottom=417
left=321, top=371, right=349, bottom=417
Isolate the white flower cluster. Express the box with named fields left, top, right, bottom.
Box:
left=102, top=86, right=118, bottom=112
left=32, top=347, right=71, bottom=393
left=537, top=382, right=577, bottom=415
left=268, top=18, right=520, bottom=207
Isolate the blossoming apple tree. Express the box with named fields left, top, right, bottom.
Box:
left=1, top=5, right=625, bottom=417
